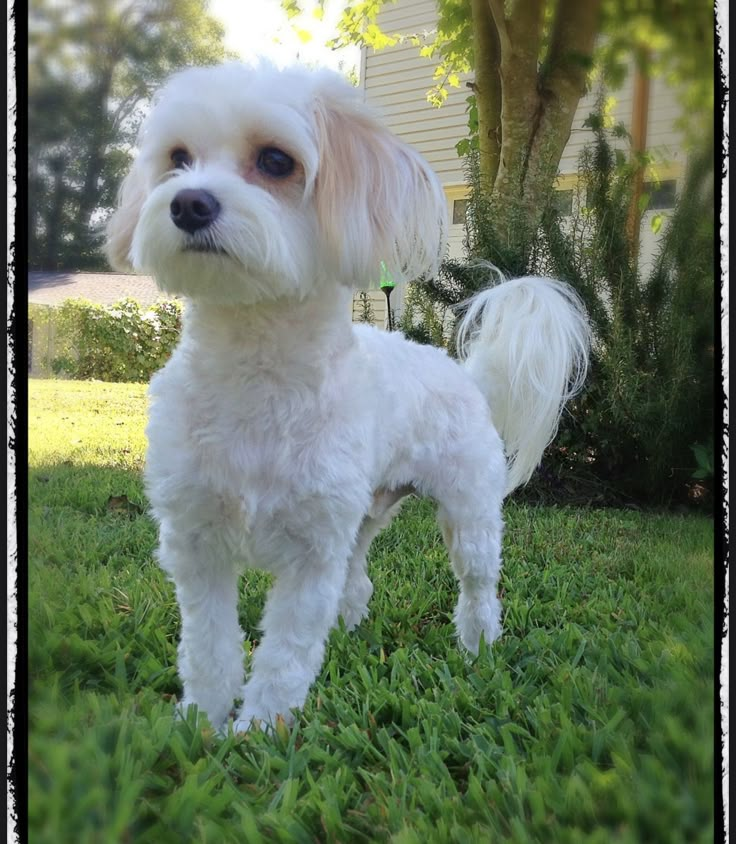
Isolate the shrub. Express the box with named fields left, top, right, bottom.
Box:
left=398, top=281, right=451, bottom=346
left=355, top=290, right=376, bottom=324
left=30, top=297, right=183, bottom=383
left=406, top=109, right=715, bottom=507
left=544, top=118, right=714, bottom=506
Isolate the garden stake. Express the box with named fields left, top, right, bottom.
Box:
left=380, top=261, right=395, bottom=331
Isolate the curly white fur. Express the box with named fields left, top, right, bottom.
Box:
left=106, top=61, right=590, bottom=732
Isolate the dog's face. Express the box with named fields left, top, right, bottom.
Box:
left=106, top=62, right=448, bottom=305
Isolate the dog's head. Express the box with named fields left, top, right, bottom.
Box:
left=106, top=62, right=448, bottom=305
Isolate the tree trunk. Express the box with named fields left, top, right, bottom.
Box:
left=471, top=0, right=502, bottom=191
left=43, top=160, right=67, bottom=269
left=76, top=68, right=115, bottom=238
left=485, top=0, right=601, bottom=248
left=488, top=0, right=545, bottom=247
left=521, top=0, right=601, bottom=224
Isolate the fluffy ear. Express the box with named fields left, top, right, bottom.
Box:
left=313, top=83, right=448, bottom=286
left=105, top=158, right=148, bottom=272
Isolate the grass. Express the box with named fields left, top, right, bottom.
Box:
left=28, top=379, right=716, bottom=843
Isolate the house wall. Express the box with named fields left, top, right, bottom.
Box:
left=361, top=0, right=472, bottom=194
left=352, top=289, right=390, bottom=328
left=353, top=0, right=688, bottom=327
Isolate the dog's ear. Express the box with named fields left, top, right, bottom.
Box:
left=312, top=81, right=447, bottom=287
left=105, top=157, right=148, bottom=272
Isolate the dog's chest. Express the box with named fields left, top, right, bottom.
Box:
left=191, top=391, right=317, bottom=489
left=148, top=367, right=344, bottom=510
left=147, top=371, right=370, bottom=571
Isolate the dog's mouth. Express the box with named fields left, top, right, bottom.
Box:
left=182, top=237, right=230, bottom=257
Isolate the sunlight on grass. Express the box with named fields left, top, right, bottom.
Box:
left=30, top=379, right=148, bottom=468
left=28, top=379, right=716, bottom=844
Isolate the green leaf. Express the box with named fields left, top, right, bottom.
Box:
left=281, top=0, right=302, bottom=19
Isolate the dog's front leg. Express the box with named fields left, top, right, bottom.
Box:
left=158, top=530, right=245, bottom=729
left=233, top=553, right=349, bottom=732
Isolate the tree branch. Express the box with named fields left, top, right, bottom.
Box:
left=520, top=0, right=601, bottom=227
left=110, top=88, right=146, bottom=134
left=473, top=0, right=502, bottom=189
left=506, top=0, right=545, bottom=59
left=486, top=0, right=510, bottom=53
left=543, top=0, right=601, bottom=94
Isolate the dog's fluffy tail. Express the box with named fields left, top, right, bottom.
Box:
left=456, top=274, right=591, bottom=497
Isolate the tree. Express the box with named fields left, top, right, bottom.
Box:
left=291, top=0, right=714, bottom=261
left=29, top=0, right=231, bottom=270
left=469, top=0, right=600, bottom=250
left=399, top=106, right=715, bottom=505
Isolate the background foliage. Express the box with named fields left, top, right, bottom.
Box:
left=30, top=298, right=183, bottom=382
left=28, top=0, right=230, bottom=271
left=400, top=110, right=714, bottom=508
left=323, top=0, right=714, bottom=137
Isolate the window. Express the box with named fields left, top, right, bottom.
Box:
left=552, top=189, right=573, bottom=217
left=643, top=180, right=677, bottom=210
left=452, top=199, right=468, bottom=225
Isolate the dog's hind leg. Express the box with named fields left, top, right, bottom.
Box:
left=338, top=486, right=413, bottom=630
left=432, top=440, right=507, bottom=655
left=438, top=506, right=505, bottom=654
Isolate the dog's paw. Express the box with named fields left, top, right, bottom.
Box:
left=229, top=681, right=296, bottom=733
left=454, top=593, right=502, bottom=655
left=337, top=575, right=373, bottom=630
left=173, top=693, right=234, bottom=732
left=337, top=603, right=369, bottom=632
left=231, top=705, right=294, bottom=735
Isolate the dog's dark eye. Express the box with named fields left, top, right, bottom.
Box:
left=257, top=147, right=295, bottom=178
left=170, top=148, right=192, bottom=170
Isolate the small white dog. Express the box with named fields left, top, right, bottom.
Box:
left=106, top=62, right=589, bottom=732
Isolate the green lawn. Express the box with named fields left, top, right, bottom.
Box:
left=28, top=379, right=715, bottom=843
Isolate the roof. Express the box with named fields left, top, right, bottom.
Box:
left=28, top=271, right=171, bottom=308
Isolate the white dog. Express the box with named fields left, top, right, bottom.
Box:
left=106, top=62, right=590, bottom=732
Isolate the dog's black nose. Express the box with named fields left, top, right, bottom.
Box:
left=170, top=189, right=220, bottom=234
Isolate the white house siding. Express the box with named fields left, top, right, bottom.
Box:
left=361, top=0, right=471, bottom=191
left=647, top=74, right=687, bottom=165
left=353, top=0, right=688, bottom=315
left=559, top=69, right=686, bottom=173
left=354, top=0, right=470, bottom=322
left=351, top=289, right=389, bottom=327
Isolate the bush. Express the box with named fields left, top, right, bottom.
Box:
left=355, top=290, right=376, bottom=324
left=30, top=297, right=183, bottom=383
left=398, top=281, right=452, bottom=346
left=545, top=118, right=714, bottom=506
left=405, top=110, right=715, bottom=507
